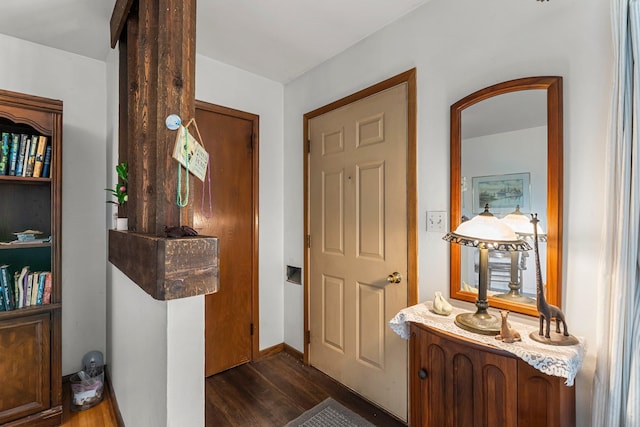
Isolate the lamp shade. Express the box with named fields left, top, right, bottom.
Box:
left=443, top=205, right=531, bottom=251
left=500, top=205, right=546, bottom=236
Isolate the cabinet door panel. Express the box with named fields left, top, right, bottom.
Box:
left=451, top=353, right=475, bottom=427
left=426, top=343, right=448, bottom=425
left=410, top=323, right=517, bottom=427
left=479, top=360, right=517, bottom=426
left=0, top=313, right=51, bottom=424
left=517, top=359, right=575, bottom=427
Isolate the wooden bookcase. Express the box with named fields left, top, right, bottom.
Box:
left=0, top=89, right=62, bottom=426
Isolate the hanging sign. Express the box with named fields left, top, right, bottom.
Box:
left=172, top=125, right=209, bottom=182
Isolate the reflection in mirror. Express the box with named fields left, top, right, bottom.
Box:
left=460, top=90, right=547, bottom=303
left=450, top=77, right=563, bottom=317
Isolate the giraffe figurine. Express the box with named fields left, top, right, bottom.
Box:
left=531, top=214, right=569, bottom=338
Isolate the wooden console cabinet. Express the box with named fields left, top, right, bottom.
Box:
left=409, top=322, right=575, bottom=427
left=0, top=89, right=62, bottom=426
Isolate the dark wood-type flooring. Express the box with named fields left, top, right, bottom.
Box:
left=61, top=351, right=406, bottom=426
left=206, top=351, right=406, bottom=427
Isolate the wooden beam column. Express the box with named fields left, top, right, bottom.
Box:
left=114, top=0, right=196, bottom=236
left=110, top=0, right=219, bottom=301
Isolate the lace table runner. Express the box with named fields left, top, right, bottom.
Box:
left=389, top=302, right=585, bottom=386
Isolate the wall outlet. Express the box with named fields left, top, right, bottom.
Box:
left=426, top=211, right=447, bottom=233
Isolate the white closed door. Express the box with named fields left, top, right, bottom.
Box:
left=308, top=83, right=408, bottom=420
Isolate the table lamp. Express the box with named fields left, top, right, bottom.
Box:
left=444, top=204, right=531, bottom=335
left=496, top=205, right=546, bottom=303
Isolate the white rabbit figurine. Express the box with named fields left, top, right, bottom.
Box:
left=433, top=291, right=453, bottom=315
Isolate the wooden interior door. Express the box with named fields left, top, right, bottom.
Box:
left=308, top=83, right=409, bottom=420
left=194, top=102, right=258, bottom=377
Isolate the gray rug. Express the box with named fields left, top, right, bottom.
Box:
left=285, top=398, right=376, bottom=427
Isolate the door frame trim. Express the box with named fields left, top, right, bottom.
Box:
left=195, top=100, right=261, bottom=363
left=302, top=68, right=418, bottom=364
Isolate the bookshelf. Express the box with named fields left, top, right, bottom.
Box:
left=0, top=89, right=62, bottom=426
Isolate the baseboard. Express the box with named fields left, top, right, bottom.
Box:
left=258, top=343, right=284, bottom=359
left=105, top=365, right=126, bottom=427
left=283, top=343, right=304, bottom=361
left=255, top=342, right=304, bottom=362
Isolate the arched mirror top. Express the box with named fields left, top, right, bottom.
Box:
left=449, top=76, right=563, bottom=317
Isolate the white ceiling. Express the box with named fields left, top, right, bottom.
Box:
left=0, top=0, right=431, bottom=83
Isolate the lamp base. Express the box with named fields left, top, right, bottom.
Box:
left=529, top=330, right=580, bottom=346
left=493, top=291, right=536, bottom=304
left=454, top=311, right=501, bottom=336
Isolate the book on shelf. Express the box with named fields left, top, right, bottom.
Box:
left=0, top=265, right=10, bottom=311
left=42, top=145, right=52, bottom=178
left=13, top=271, right=22, bottom=309
left=32, top=136, right=48, bottom=178
left=1, top=265, right=14, bottom=310
left=15, top=134, right=29, bottom=176
left=25, top=270, right=33, bottom=307
left=0, top=273, right=4, bottom=310
left=8, top=133, right=20, bottom=176
left=17, top=266, right=29, bottom=308
left=0, top=132, right=9, bottom=175
left=42, top=272, right=52, bottom=305
left=36, top=272, right=46, bottom=305
left=29, top=272, right=39, bottom=306
left=24, top=135, right=38, bottom=177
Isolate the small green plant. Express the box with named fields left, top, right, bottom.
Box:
left=106, top=162, right=128, bottom=206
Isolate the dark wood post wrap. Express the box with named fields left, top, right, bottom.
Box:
left=110, top=0, right=217, bottom=300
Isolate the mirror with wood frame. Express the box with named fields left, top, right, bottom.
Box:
left=449, top=76, right=563, bottom=317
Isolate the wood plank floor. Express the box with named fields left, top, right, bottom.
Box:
left=206, top=352, right=407, bottom=427
left=61, top=351, right=407, bottom=426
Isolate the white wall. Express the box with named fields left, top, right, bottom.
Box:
left=283, top=0, right=611, bottom=425
left=0, top=33, right=107, bottom=375
left=108, top=267, right=169, bottom=427
left=167, top=296, right=205, bottom=427
left=196, top=54, right=285, bottom=350
left=106, top=264, right=205, bottom=427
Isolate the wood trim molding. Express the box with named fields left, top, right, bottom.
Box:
left=110, top=0, right=136, bottom=48
left=283, top=344, right=304, bottom=362
left=104, top=366, right=126, bottom=427
left=303, top=68, right=418, bottom=364
left=256, top=343, right=304, bottom=362
left=258, top=343, right=284, bottom=360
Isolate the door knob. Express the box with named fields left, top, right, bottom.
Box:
left=387, top=272, right=402, bottom=284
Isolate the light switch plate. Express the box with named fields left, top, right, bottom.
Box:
left=427, top=211, right=447, bottom=232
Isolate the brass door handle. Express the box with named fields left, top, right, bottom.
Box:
left=387, top=272, right=402, bottom=284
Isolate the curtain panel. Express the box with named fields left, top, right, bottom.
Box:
left=593, top=0, right=640, bottom=425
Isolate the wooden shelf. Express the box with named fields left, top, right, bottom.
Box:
left=0, top=303, right=61, bottom=321
left=108, top=230, right=219, bottom=300
left=0, top=175, right=51, bottom=184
